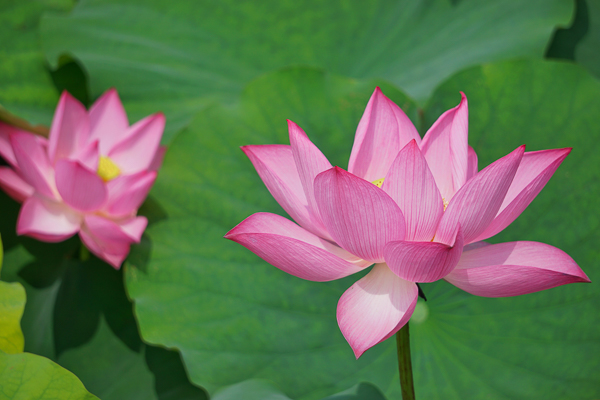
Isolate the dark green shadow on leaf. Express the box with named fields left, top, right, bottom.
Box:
left=546, top=0, right=589, bottom=60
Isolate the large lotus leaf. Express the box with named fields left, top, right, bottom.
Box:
left=57, top=317, right=157, bottom=400
left=40, top=0, right=571, bottom=141
left=0, top=0, right=75, bottom=126
left=0, top=281, right=26, bottom=354
left=576, top=0, right=600, bottom=78
left=0, top=351, right=98, bottom=400
left=0, top=234, right=27, bottom=355
left=125, top=63, right=600, bottom=400
left=1, top=231, right=23, bottom=355
left=0, top=190, right=206, bottom=400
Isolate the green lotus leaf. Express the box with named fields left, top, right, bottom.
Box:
left=0, top=0, right=75, bottom=125
left=40, top=0, right=571, bottom=141
left=0, top=350, right=98, bottom=400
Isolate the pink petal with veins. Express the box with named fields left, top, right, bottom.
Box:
left=420, top=92, right=469, bottom=201
left=315, top=167, right=405, bottom=263
left=475, top=148, right=571, bottom=241
left=337, top=263, right=418, bottom=358
left=467, top=145, right=478, bottom=180
left=0, top=167, right=33, bottom=202
left=88, top=88, right=130, bottom=154
left=349, top=87, right=420, bottom=182
left=288, top=120, right=332, bottom=239
left=17, top=194, right=82, bottom=241
left=149, top=145, right=167, bottom=171
left=108, top=113, right=164, bottom=174
left=385, top=225, right=464, bottom=282
left=105, top=170, right=156, bottom=217
left=436, top=145, right=524, bottom=245
left=73, top=139, right=100, bottom=171
left=0, top=122, right=19, bottom=167
left=48, top=91, right=90, bottom=163
left=11, top=132, right=56, bottom=199
left=383, top=139, right=443, bottom=241
left=55, top=160, right=107, bottom=212
left=242, top=144, right=318, bottom=236
left=225, top=212, right=369, bottom=282
left=118, top=216, right=148, bottom=242
left=445, top=241, right=590, bottom=297
left=80, top=215, right=138, bottom=269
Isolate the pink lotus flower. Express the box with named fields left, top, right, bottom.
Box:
left=0, top=90, right=165, bottom=268
left=226, top=88, right=590, bottom=357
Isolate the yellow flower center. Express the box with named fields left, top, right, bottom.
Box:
left=372, top=178, right=384, bottom=188
left=97, top=156, right=121, bottom=182
left=442, top=197, right=449, bottom=211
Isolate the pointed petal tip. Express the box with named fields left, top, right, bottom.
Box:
left=57, top=90, right=82, bottom=108
left=150, top=111, right=166, bottom=126
left=287, top=119, right=308, bottom=138
left=577, top=270, right=591, bottom=283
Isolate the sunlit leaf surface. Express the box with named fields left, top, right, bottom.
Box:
left=40, top=0, right=571, bottom=141
left=0, top=351, right=98, bottom=400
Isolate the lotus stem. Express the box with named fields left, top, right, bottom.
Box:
left=396, top=323, right=416, bottom=400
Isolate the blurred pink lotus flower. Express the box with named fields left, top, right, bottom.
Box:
left=0, top=90, right=165, bottom=268
left=226, top=88, right=590, bottom=357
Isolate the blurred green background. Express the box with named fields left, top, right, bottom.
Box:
left=0, top=0, right=599, bottom=399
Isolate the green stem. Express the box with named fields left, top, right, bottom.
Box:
left=396, top=323, right=416, bottom=400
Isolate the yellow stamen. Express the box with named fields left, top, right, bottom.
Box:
left=97, top=156, right=121, bottom=182
left=372, top=178, right=385, bottom=188
left=442, top=197, right=449, bottom=211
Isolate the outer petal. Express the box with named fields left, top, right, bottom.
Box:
left=55, top=160, right=107, bottom=212
left=314, top=167, right=405, bottom=263
left=48, top=91, right=90, bottom=163
left=348, top=87, right=420, bottom=182
left=80, top=215, right=138, bottom=269
left=17, top=194, right=82, bottom=242
left=88, top=88, right=130, bottom=154
left=148, top=145, right=167, bottom=171
left=242, top=144, right=316, bottom=235
left=11, top=132, right=56, bottom=199
left=225, top=212, right=369, bottom=282
left=288, top=120, right=332, bottom=237
left=337, top=263, right=418, bottom=358
left=105, top=171, right=157, bottom=217
left=435, top=145, right=525, bottom=245
left=384, top=225, right=464, bottom=282
left=474, top=148, right=570, bottom=241
left=0, top=122, right=19, bottom=167
left=383, top=140, right=443, bottom=241
left=108, top=113, right=165, bottom=174
left=420, top=92, right=469, bottom=201
left=445, top=241, right=590, bottom=297
left=118, top=216, right=148, bottom=242
left=467, top=145, right=478, bottom=181
left=0, top=167, right=34, bottom=202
